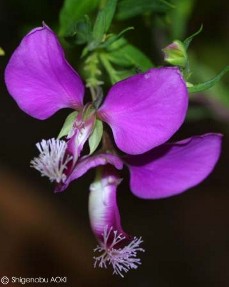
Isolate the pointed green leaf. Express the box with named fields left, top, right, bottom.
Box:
left=92, top=11, right=106, bottom=44
left=100, top=27, right=134, bottom=49
left=59, top=0, right=100, bottom=36
left=89, top=119, right=103, bottom=154
left=58, top=111, right=78, bottom=139
left=101, top=0, right=118, bottom=33
left=188, top=66, right=229, bottom=94
left=183, top=25, right=203, bottom=49
left=99, top=38, right=153, bottom=84
left=109, top=41, right=153, bottom=70
left=168, top=0, right=195, bottom=39
left=93, top=0, right=117, bottom=43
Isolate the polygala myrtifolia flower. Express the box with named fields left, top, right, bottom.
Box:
left=5, top=24, right=222, bottom=276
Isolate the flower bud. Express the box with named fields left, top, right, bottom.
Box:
left=162, top=40, right=187, bottom=68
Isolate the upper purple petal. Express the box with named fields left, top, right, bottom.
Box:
left=126, top=133, right=222, bottom=199
left=98, top=67, right=188, bottom=154
left=5, top=24, right=84, bottom=120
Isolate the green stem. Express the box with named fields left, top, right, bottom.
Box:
left=84, top=52, right=103, bottom=101
left=89, top=86, right=97, bottom=101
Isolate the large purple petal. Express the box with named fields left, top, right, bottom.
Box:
left=126, top=134, right=222, bottom=199
left=55, top=153, right=123, bottom=192
left=5, top=24, right=84, bottom=119
left=98, top=67, right=188, bottom=154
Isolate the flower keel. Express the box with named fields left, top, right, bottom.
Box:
left=89, top=167, right=144, bottom=277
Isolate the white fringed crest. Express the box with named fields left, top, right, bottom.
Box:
left=30, top=138, right=72, bottom=183
left=93, top=226, right=145, bottom=277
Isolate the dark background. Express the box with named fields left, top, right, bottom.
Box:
left=0, top=0, right=228, bottom=286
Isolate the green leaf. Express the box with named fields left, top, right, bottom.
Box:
left=93, top=11, right=106, bottom=44
left=100, top=27, right=134, bottom=49
left=168, top=0, right=195, bottom=39
left=68, top=15, right=92, bottom=45
left=183, top=25, right=203, bottom=49
left=102, top=0, right=118, bottom=33
left=109, top=41, right=153, bottom=70
left=58, top=111, right=78, bottom=139
left=93, top=0, right=117, bottom=43
left=59, top=0, right=100, bottom=36
left=117, top=0, right=173, bottom=20
left=99, top=38, right=153, bottom=84
left=89, top=119, right=103, bottom=154
left=188, top=66, right=229, bottom=94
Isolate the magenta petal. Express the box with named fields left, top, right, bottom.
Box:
left=70, top=153, right=123, bottom=181
left=127, top=133, right=222, bottom=199
left=5, top=24, right=84, bottom=119
left=98, top=67, right=188, bottom=154
left=55, top=153, right=123, bottom=192
left=70, top=152, right=122, bottom=178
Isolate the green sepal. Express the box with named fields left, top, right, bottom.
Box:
left=88, top=119, right=103, bottom=154
left=57, top=111, right=78, bottom=139
left=188, top=66, right=229, bottom=94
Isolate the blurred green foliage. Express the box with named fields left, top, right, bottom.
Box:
left=59, top=0, right=100, bottom=36
left=116, top=0, right=173, bottom=20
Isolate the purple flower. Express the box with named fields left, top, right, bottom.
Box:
left=5, top=24, right=222, bottom=277
left=5, top=24, right=188, bottom=155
